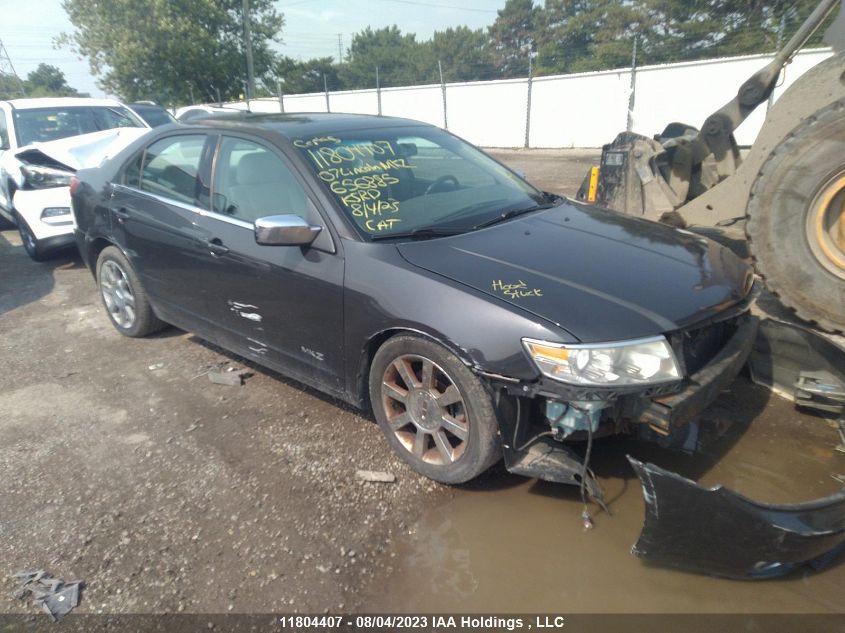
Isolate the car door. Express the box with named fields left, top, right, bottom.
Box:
left=192, top=134, right=345, bottom=390
left=110, top=132, right=218, bottom=333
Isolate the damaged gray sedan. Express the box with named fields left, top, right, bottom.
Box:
left=70, top=113, right=844, bottom=579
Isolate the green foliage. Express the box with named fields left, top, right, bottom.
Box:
left=0, top=64, right=85, bottom=99
left=432, top=27, right=497, bottom=82
left=270, top=56, right=340, bottom=95
left=489, top=0, right=540, bottom=77
left=56, top=0, right=834, bottom=101
left=339, top=26, right=433, bottom=89
left=59, top=0, right=283, bottom=104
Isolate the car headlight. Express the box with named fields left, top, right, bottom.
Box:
left=21, top=164, right=74, bottom=189
left=522, top=336, right=682, bottom=386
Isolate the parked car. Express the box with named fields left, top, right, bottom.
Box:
left=127, top=102, right=177, bottom=127
left=71, top=113, right=757, bottom=488
left=174, top=104, right=234, bottom=122
left=0, top=97, right=149, bottom=260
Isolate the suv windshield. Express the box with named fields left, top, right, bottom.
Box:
left=294, top=126, right=547, bottom=239
left=13, top=106, right=144, bottom=146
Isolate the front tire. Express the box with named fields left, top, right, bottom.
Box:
left=746, top=99, right=845, bottom=332
left=369, top=334, right=501, bottom=484
left=16, top=214, right=48, bottom=262
left=96, top=246, right=165, bottom=337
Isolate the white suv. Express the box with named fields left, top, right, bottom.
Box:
left=0, top=98, right=151, bottom=260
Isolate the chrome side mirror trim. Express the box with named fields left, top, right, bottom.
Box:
left=254, top=214, right=322, bottom=246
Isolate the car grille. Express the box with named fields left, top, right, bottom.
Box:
left=677, top=316, right=740, bottom=376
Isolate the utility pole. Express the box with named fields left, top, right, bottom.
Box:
left=438, top=60, right=448, bottom=129
left=242, top=0, right=255, bottom=101
left=0, top=40, right=26, bottom=97
left=376, top=66, right=382, bottom=116
left=337, top=34, right=344, bottom=64
left=626, top=35, right=638, bottom=132
left=323, top=73, right=331, bottom=112
left=277, top=79, right=285, bottom=113
left=524, top=53, right=534, bottom=148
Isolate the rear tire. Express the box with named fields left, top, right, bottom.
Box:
left=746, top=99, right=845, bottom=333
left=96, top=246, right=165, bottom=337
left=369, top=334, right=501, bottom=484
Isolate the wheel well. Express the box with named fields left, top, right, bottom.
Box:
left=87, top=238, right=114, bottom=276
left=356, top=327, right=475, bottom=409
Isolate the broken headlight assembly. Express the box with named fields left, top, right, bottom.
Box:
left=522, top=336, right=682, bottom=386
left=21, top=164, right=74, bottom=190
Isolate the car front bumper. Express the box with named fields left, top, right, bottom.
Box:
left=628, top=457, right=845, bottom=579
left=13, top=187, right=75, bottom=243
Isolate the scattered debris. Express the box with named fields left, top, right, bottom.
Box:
left=355, top=470, right=396, bottom=483
left=207, top=368, right=253, bottom=386
left=12, top=570, right=82, bottom=621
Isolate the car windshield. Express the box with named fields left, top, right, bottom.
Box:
left=13, top=106, right=144, bottom=146
left=294, top=126, right=548, bottom=239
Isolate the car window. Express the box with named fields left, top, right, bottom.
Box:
left=139, top=135, right=206, bottom=205
left=132, top=106, right=175, bottom=127
left=212, top=136, right=312, bottom=224
left=294, top=127, right=545, bottom=239
left=12, top=106, right=144, bottom=146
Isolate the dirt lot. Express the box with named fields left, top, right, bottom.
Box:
left=1, top=149, right=844, bottom=617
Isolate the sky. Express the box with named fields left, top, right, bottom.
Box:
left=0, top=0, right=509, bottom=99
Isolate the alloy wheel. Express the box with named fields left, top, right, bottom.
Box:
left=100, top=260, right=137, bottom=328
left=380, top=354, right=470, bottom=465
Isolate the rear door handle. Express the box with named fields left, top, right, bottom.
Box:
left=112, top=207, right=130, bottom=222
left=204, top=238, right=229, bottom=257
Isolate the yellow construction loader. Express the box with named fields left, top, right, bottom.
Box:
left=578, top=0, right=845, bottom=332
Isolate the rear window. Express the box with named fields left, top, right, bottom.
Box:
left=13, top=106, right=144, bottom=146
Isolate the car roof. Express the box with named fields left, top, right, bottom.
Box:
left=182, top=112, right=432, bottom=139
left=3, top=97, right=127, bottom=110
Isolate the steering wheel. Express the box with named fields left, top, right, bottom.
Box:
left=424, top=175, right=460, bottom=195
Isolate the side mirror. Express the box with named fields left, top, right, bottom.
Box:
left=254, top=214, right=322, bottom=246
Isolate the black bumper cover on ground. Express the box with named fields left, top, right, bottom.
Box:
left=628, top=457, right=845, bottom=579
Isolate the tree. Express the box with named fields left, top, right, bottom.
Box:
left=430, top=27, right=496, bottom=82
left=24, top=64, right=84, bottom=97
left=59, top=0, right=283, bottom=104
left=339, top=26, right=430, bottom=89
left=488, top=0, right=539, bottom=78
left=270, top=56, right=341, bottom=95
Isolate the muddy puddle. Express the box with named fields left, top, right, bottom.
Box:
left=358, top=378, right=845, bottom=613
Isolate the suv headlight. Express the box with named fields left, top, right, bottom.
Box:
left=522, top=336, right=682, bottom=386
left=21, top=164, right=74, bottom=189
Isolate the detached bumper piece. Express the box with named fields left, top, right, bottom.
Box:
left=628, top=457, right=845, bottom=579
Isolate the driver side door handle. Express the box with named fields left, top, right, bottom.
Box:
left=203, top=237, right=229, bottom=257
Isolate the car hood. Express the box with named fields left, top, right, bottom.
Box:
left=13, top=127, right=150, bottom=172
left=397, top=200, right=753, bottom=342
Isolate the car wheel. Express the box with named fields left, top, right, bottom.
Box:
left=369, top=334, right=501, bottom=484
left=96, top=246, right=165, bottom=337
left=16, top=214, right=48, bottom=262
